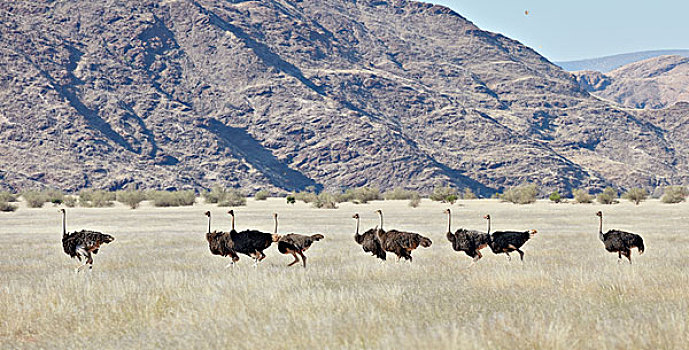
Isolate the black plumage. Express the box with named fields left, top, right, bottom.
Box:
left=485, top=214, right=537, bottom=261
left=596, top=211, right=645, bottom=263
left=227, top=211, right=279, bottom=266
left=204, top=211, right=239, bottom=267
left=374, top=210, right=432, bottom=262
left=60, top=209, right=114, bottom=272
left=444, top=209, right=491, bottom=264
left=353, top=213, right=386, bottom=261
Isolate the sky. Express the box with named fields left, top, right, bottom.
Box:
left=432, top=0, right=689, bottom=62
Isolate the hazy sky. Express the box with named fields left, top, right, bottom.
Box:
left=432, top=0, right=689, bottom=61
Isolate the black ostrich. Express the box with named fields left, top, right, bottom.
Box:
left=353, top=213, right=386, bottom=261
left=204, top=211, right=239, bottom=268
left=484, top=214, right=537, bottom=261
left=596, top=211, right=645, bottom=263
left=227, top=211, right=280, bottom=267
left=273, top=212, right=324, bottom=268
left=60, top=209, right=114, bottom=272
left=444, top=209, right=491, bottom=265
left=374, top=210, right=432, bottom=262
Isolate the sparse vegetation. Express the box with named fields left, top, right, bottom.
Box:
left=500, top=184, right=538, bottom=204
left=0, top=201, right=17, bottom=212
left=548, top=191, right=562, bottom=203
left=597, top=187, right=619, bottom=205
left=430, top=186, right=459, bottom=204
left=254, top=190, right=270, bottom=201
left=22, top=191, right=47, bottom=208
left=573, top=189, right=595, bottom=203
left=202, top=186, right=228, bottom=204
left=0, top=191, right=17, bottom=202
left=150, top=190, right=196, bottom=207
left=79, top=189, right=116, bottom=207
left=408, top=194, right=421, bottom=208
left=116, top=190, right=147, bottom=209
left=384, top=188, right=420, bottom=200
left=622, top=188, right=648, bottom=205
left=661, top=185, right=689, bottom=204
left=217, top=189, right=246, bottom=207
left=286, top=195, right=296, bottom=205
left=462, top=188, right=477, bottom=200
left=293, top=190, right=318, bottom=204
left=42, top=189, right=65, bottom=205
left=335, top=187, right=381, bottom=204
left=63, top=195, right=77, bottom=208
left=312, top=192, right=338, bottom=209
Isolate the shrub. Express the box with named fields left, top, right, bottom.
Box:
left=286, top=195, right=296, bottom=205
left=462, top=188, right=477, bottom=200
left=0, top=201, right=17, bottom=212
left=218, top=189, right=246, bottom=207
left=22, top=191, right=47, bottom=208
left=63, top=196, right=77, bottom=208
left=384, top=188, right=420, bottom=200
left=622, top=188, right=648, bottom=205
left=500, top=184, right=538, bottom=204
left=254, top=190, right=270, bottom=201
left=0, top=191, right=17, bottom=202
left=430, top=186, right=459, bottom=204
left=294, top=191, right=318, bottom=204
left=337, top=187, right=381, bottom=204
left=312, top=193, right=338, bottom=209
left=549, top=191, right=562, bottom=203
left=597, top=187, right=618, bottom=205
left=203, top=186, right=227, bottom=204
left=573, top=189, right=594, bottom=203
left=42, top=189, right=64, bottom=205
left=150, top=190, right=196, bottom=207
left=79, top=189, right=115, bottom=207
left=408, top=193, right=421, bottom=208
left=661, top=186, right=689, bottom=204
left=116, top=190, right=147, bottom=209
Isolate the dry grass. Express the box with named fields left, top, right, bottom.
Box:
left=1, top=199, right=688, bottom=349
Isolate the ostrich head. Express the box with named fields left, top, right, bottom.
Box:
left=374, top=209, right=382, bottom=214
left=443, top=208, right=451, bottom=215
left=227, top=210, right=234, bottom=216
left=352, top=213, right=359, bottom=219
left=204, top=211, right=211, bottom=217
left=595, top=211, right=602, bottom=217
left=483, top=214, right=490, bottom=220
left=59, top=208, right=66, bottom=214
left=102, top=234, right=115, bottom=244
left=529, top=229, right=537, bottom=237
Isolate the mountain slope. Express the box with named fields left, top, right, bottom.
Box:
left=557, top=49, right=689, bottom=72
left=0, top=0, right=686, bottom=194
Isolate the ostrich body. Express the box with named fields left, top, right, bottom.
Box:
left=204, top=211, right=239, bottom=267
left=596, top=211, right=645, bottom=263
left=273, top=213, right=324, bottom=267
left=227, top=211, right=280, bottom=266
left=484, top=214, right=537, bottom=261
left=444, top=209, right=491, bottom=264
left=60, top=209, right=114, bottom=272
left=353, top=213, right=386, bottom=261
left=375, top=210, right=432, bottom=262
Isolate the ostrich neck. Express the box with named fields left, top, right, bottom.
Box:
left=378, top=212, right=384, bottom=231
left=62, top=212, right=66, bottom=236
left=486, top=218, right=491, bottom=234
left=207, top=215, right=211, bottom=234
left=273, top=216, right=278, bottom=235
left=598, top=216, right=604, bottom=241
left=355, top=217, right=360, bottom=236
left=447, top=212, right=451, bottom=234
left=231, top=214, right=235, bottom=231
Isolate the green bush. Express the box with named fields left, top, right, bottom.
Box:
left=0, top=201, right=17, bottom=212
left=597, top=187, right=618, bottom=205
left=0, top=191, right=17, bottom=202
left=384, top=188, right=420, bottom=200
left=218, top=189, right=246, bottom=207
left=79, top=189, right=115, bottom=207
left=312, top=193, right=338, bottom=209
left=63, top=196, right=77, bottom=208
left=203, top=186, right=227, bottom=204
left=22, top=191, right=47, bottom=208
left=462, top=188, right=477, bottom=200
left=293, top=191, right=318, bottom=204
left=254, top=190, right=270, bottom=201
left=622, top=188, right=648, bottom=205
left=286, top=195, right=296, bottom=205
left=500, top=184, right=538, bottom=204
left=116, top=190, right=147, bottom=209
left=150, top=190, right=196, bottom=207
left=430, top=186, right=459, bottom=204
left=549, top=191, right=562, bottom=203
left=42, top=189, right=64, bottom=205
left=336, top=187, right=381, bottom=204
left=661, top=186, right=689, bottom=204
left=573, top=189, right=594, bottom=203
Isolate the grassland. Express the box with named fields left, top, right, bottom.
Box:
left=1, top=199, right=688, bottom=349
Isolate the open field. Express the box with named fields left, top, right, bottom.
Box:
left=1, top=198, right=688, bottom=349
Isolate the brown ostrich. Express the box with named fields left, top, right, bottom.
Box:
left=444, top=209, right=491, bottom=265
left=374, top=209, right=432, bottom=262
left=204, top=211, right=239, bottom=268
left=596, top=211, right=645, bottom=263
left=60, top=209, right=114, bottom=272
left=353, top=213, right=386, bottom=261
left=273, top=212, right=324, bottom=267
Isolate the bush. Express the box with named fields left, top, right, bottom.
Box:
left=573, top=189, right=594, bottom=203
left=0, top=191, right=17, bottom=202
left=597, top=187, right=619, bottom=205
left=42, top=189, right=64, bottom=205
left=462, top=188, right=477, bottom=200
left=549, top=191, right=562, bottom=203
left=63, top=196, right=77, bottom=208
left=622, top=188, right=648, bottom=205
left=254, top=190, right=270, bottom=201
left=661, top=186, right=689, bottom=204
left=336, top=187, right=381, bottom=204
left=286, top=195, right=296, bottom=205
left=217, top=189, right=246, bottom=207
left=384, top=188, right=420, bottom=200
left=22, top=191, right=47, bottom=208
left=430, top=186, right=459, bottom=204
left=150, top=190, right=196, bottom=207
left=79, top=189, right=115, bottom=207
left=500, top=184, right=538, bottom=204
left=312, top=193, right=338, bottom=209
left=408, top=194, right=421, bottom=208
left=0, top=201, right=17, bottom=212
left=116, top=190, right=147, bottom=209
left=203, top=186, right=227, bottom=204
left=294, top=191, right=318, bottom=204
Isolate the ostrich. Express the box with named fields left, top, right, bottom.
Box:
left=60, top=209, right=114, bottom=272
left=226, top=211, right=280, bottom=267
left=484, top=214, right=537, bottom=261
left=374, top=209, right=432, bottom=262
left=273, top=213, right=324, bottom=267
left=444, top=209, right=491, bottom=265
left=596, top=211, right=645, bottom=263
left=204, top=211, right=239, bottom=268
left=353, top=213, right=386, bottom=260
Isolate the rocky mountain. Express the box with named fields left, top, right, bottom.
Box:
left=574, top=55, right=689, bottom=109
left=0, top=0, right=687, bottom=195
left=557, top=49, right=689, bottom=72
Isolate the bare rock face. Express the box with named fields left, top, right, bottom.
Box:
left=0, top=0, right=687, bottom=195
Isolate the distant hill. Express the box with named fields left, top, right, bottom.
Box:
left=557, top=50, right=689, bottom=72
